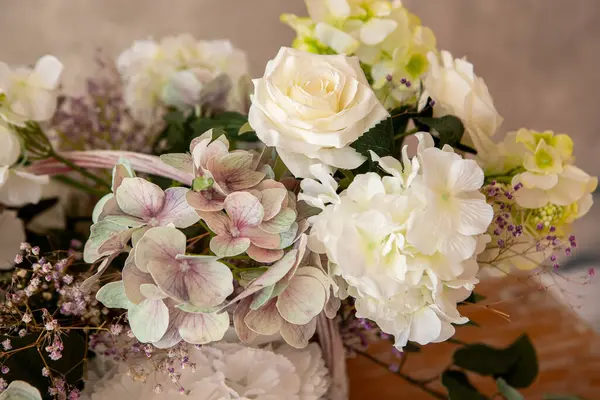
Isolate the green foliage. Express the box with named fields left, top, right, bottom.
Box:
left=463, top=292, right=487, bottom=304
left=350, top=117, right=394, bottom=172
left=416, top=115, right=465, bottom=148
left=497, top=378, right=525, bottom=400
left=452, top=334, right=538, bottom=388
left=155, top=109, right=257, bottom=154
left=442, top=370, right=488, bottom=400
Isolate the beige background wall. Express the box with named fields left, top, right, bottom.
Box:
left=1, top=0, right=599, bottom=325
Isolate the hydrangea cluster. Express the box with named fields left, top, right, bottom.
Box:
left=282, top=0, right=436, bottom=108
left=303, top=133, right=493, bottom=349
left=117, top=34, right=249, bottom=122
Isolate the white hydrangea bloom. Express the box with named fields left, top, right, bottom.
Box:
left=306, top=132, right=492, bottom=349
left=84, top=342, right=330, bottom=400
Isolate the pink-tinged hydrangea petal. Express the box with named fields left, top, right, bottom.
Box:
left=177, top=310, right=230, bottom=344
left=80, top=251, right=122, bottom=292
left=98, top=195, right=128, bottom=221
left=159, top=153, right=194, bottom=175
left=111, top=161, right=136, bottom=192
left=123, top=258, right=154, bottom=304
left=198, top=211, right=230, bottom=235
left=244, top=299, right=282, bottom=335
left=95, top=280, right=133, bottom=310
left=220, top=169, right=266, bottom=193
left=259, top=188, right=288, bottom=220
left=153, top=306, right=184, bottom=349
left=128, top=298, right=169, bottom=343
left=278, top=222, right=300, bottom=250
left=250, top=285, right=276, bottom=310
left=276, top=271, right=327, bottom=325
left=255, top=179, right=286, bottom=191
left=218, top=152, right=254, bottom=172
left=283, top=234, right=308, bottom=283
left=210, top=235, right=251, bottom=257
left=131, top=226, right=149, bottom=247
left=259, top=208, right=297, bottom=234
left=234, top=297, right=259, bottom=343
left=224, top=192, right=264, bottom=228
left=246, top=244, right=284, bottom=263
left=104, top=215, right=146, bottom=227
left=93, top=193, right=114, bottom=223
left=228, top=249, right=299, bottom=304
left=186, top=190, right=225, bottom=212
left=324, top=290, right=341, bottom=319
left=201, top=139, right=229, bottom=172
left=139, top=283, right=169, bottom=300
left=155, top=187, right=200, bottom=228
left=149, top=254, right=233, bottom=308
left=116, top=177, right=165, bottom=220
left=135, top=226, right=185, bottom=271
left=242, top=226, right=280, bottom=249
left=83, top=220, right=132, bottom=263
left=280, top=317, right=317, bottom=349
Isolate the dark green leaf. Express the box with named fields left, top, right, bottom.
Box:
left=442, top=370, right=488, bottom=400
left=502, top=335, right=538, bottom=388
left=416, top=115, right=465, bottom=147
left=463, top=292, right=487, bottom=304
left=351, top=117, right=394, bottom=158
left=389, top=106, right=415, bottom=136
left=454, top=343, right=517, bottom=376
left=497, top=378, right=525, bottom=400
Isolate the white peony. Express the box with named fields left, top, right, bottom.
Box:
left=421, top=50, right=502, bottom=155
left=249, top=47, right=388, bottom=178
left=0, top=55, right=63, bottom=125
left=84, top=342, right=330, bottom=400
left=305, top=133, right=491, bottom=349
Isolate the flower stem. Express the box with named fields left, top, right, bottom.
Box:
left=53, top=175, right=107, bottom=197
left=394, top=128, right=419, bottom=141
left=50, top=151, right=111, bottom=190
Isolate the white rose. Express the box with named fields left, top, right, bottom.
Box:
left=421, top=50, right=502, bottom=156
left=249, top=47, right=388, bottom=178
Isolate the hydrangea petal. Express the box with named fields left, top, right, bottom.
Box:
left=276, top=274, right=327, bottom=325
left=95, top=281, right=133, bottom=309
left=244, top=299, right=282, bottom=335
left=122, top=257, right=154, bottom=304
left=186, top=190, right=225, bottom=212
left=260, top=208, right=297, bottom=234
left=83, top=220, right=132, bottom=263
left=260, top=188, right=288, bottom=220
left=116, top=177, right=165, bottom=220
left=246, top=245, right=284, bottom=263
left=224, top=192, right=264, bottom=228
left=135, top=226, right=184, bottom=271
left=210, top=235, right=251, bottom=257
left=128, top=298, right=169, bottom=343
left=178, top=310, right=229, bottom=344
left=242, top=226, right=281, bottom=249
left=155, top=187, right=200, bottom=228
left=280, top=318, right=317, bottom=349
left=234, top=297, right=260, bottom=343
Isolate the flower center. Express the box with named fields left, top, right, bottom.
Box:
left=230, top=227, right=241, bottom=237
left=179, top=260, right=191, bottom=272
left=147, top=217, right=160, bottom=227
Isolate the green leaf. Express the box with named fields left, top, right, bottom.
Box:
left=501, top=335, right=538, bottom=388
left=389, top=106, right=415, bottom=136
left=442, top=370, right=488, bottom=400
left=416, top=115, right=465, bottom=147
left=463, top=292, right=487, bottom=304
left=351, top=117, right=394, bottom=158
left=497, top=378, right=525, bottom=400
left=452, top=334, right=538, bottom=389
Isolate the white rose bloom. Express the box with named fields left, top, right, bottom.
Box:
left=306, top=133, right=491, bottom=349
left=84, top=342, right=330, bottom=400
left=421, top=50, right=503, bottom=156
left=0, top=55, right=63, bottom=124
left=249, top=47, right=388, bottom=178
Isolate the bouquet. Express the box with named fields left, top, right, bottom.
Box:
left=0, top=1, right=596, bottom=399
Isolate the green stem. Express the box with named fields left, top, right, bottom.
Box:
left=51, top=151, right=112, bottom=190
left=53, top=175, right=107, bottom=197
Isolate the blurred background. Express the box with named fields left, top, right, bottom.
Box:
left=1, top=0, right=599, bottom=397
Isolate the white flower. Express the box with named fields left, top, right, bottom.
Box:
left=84, top=342, right=330, bottom=400
left=0, top=210, right=26, bottom=270
left=421, top=50, right=502, bottom=155
left=298, top=164, right=340, bottom=210
left=305, top=133, right=491, bottom=349
left=117, top=36, right=249, bottom=121
left=0, top=124, right=21, bottom=166
left=249, top=47, right=388, bottom=178
left=0, top=381, right=42, bottom=400
left=0, top=55, right=63, bottom=124
left=0, top=166, right=49, bottom=207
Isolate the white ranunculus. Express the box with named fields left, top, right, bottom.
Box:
left=421, top=50, right=502, bottom=156
left=305, top=133, right=491, bottom=349
left=249, top=47, right=389, bottom=178
left=0, top=55, right=63, bottom=124
left=0, top=210, right=26, bottom=270
left=0, top=166, right=49, bottom=207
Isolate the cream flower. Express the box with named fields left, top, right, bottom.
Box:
left=0, top=55, right=63, bottom=124
left=0, top=124, right=21, bottom=166
left=421, top=50, right=502, bottom=155
left=249, top=47, right=388, bottom=178
left=84, top=342, right=329, bottom=400
left=0, top=166, right=49, bottom=207
left=0, top=210, right=26, bottom=270
left=305, top=133, right=490, bottom=349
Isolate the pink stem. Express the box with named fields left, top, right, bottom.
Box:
left=26, top=151, right=193, bottom=186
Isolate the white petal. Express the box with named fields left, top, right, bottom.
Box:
left=128, top=298, right=169, bottom=343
